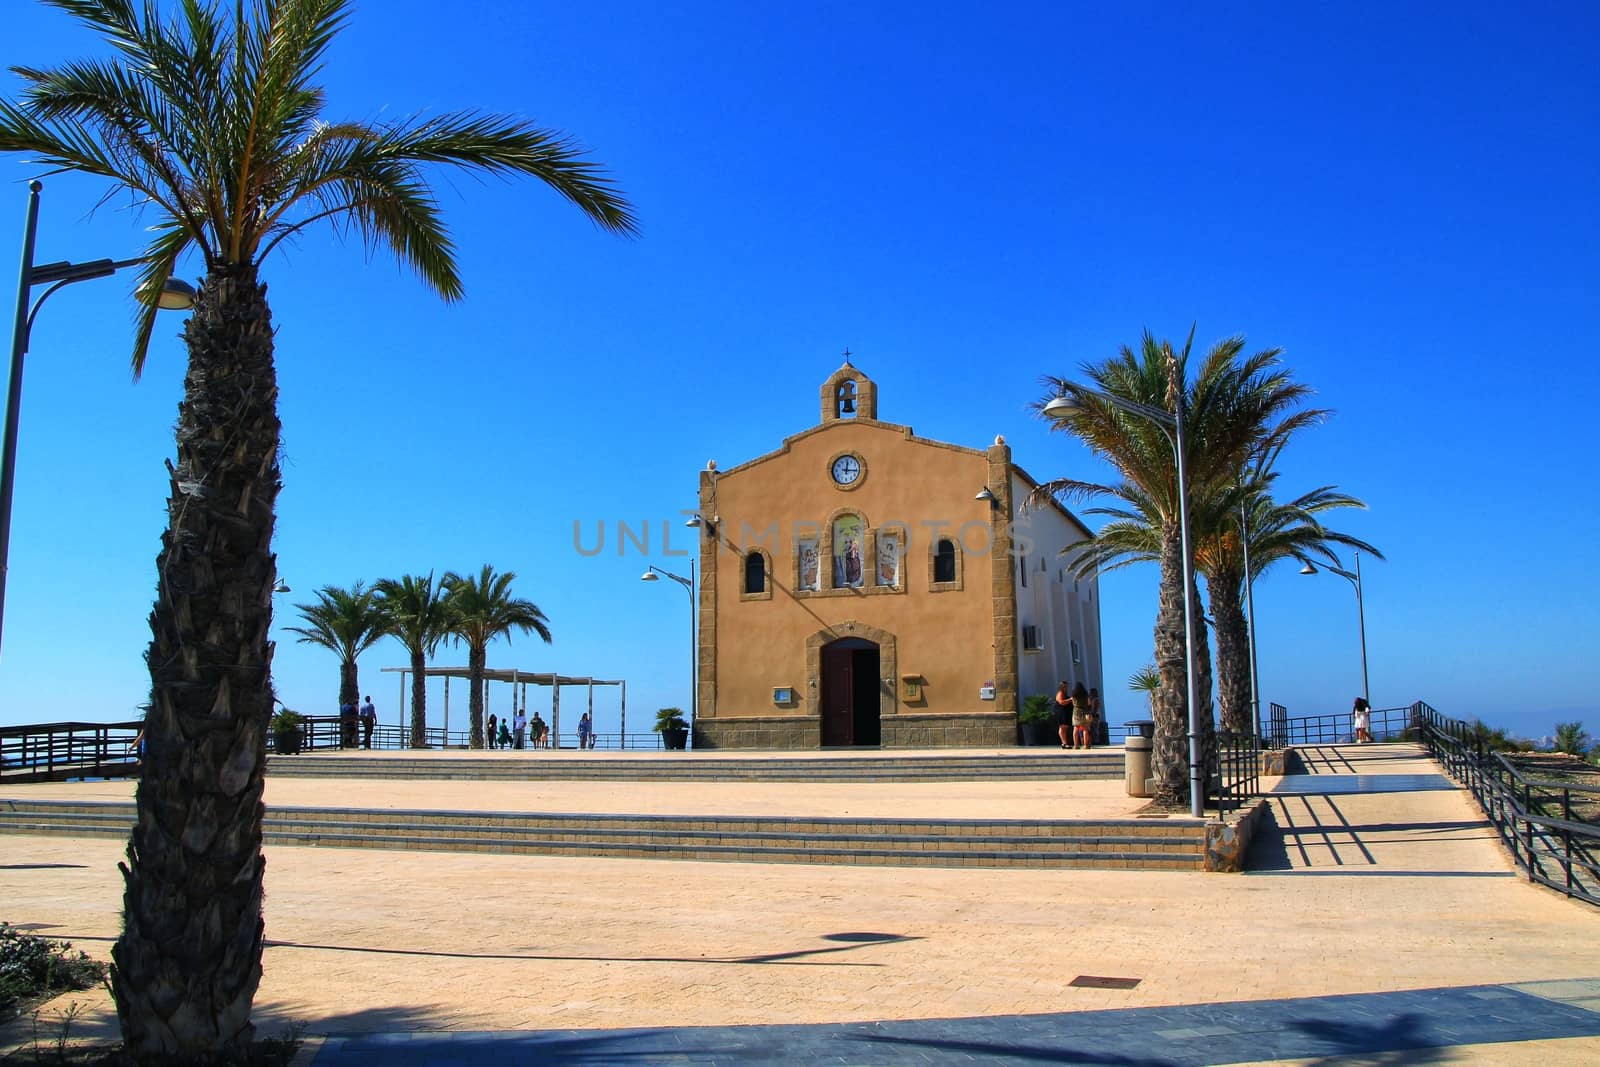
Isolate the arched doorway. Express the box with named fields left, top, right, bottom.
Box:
left=820, top=636, right=881, bottom=747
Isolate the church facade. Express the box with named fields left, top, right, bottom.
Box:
left=692, top=361, right=1103, bottom=749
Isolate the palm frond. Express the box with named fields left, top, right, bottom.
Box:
left=7, top=0, right=635, bottom=348
left=441, top=565, right=553, bottom=654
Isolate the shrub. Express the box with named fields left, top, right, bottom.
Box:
left=0, top=923, right=107, bottom=1014
left=1019, top=694, right=1055, bottom=725
left=270, top=709, right=304, bottom=732
left=654, top=707, right=687, bottom=733
left=1466, top=719, right=1533, bottom=753
left=1128, top=665, right=1160, bottom=712
left=1554, top=721, right=1593, bottom=757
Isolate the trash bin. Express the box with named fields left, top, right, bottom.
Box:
left=1124, top=729, right=1153, bottom=798
left=1125, top=719, right=1155, bottom=739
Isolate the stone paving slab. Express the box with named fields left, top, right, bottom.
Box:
left=305, top=982, right=1600, bottom=1065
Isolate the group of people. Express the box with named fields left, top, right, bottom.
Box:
left=337, top=696, right=378, bottom=749
left=1054, top=681, right=1102, bottom=750
left=480, top=710, right=602, bottom=749
left=486, top=709, right=546, bottom=750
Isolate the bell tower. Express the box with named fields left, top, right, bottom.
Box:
left=819, top=350, right=878, bottom=423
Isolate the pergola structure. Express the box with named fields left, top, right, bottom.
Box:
left=378, top=666, right=627, bottom=747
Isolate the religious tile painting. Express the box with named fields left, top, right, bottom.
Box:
left=832, top=515, right=865, bottom=588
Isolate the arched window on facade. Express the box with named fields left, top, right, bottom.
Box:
left=933, top=538, right=957, bottom=584
left=744, top=551, right=766, bottom=594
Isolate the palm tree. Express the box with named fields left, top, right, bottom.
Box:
left=285, top=583, right=386, bottom=713
left=374, top=573, right=454, bottom=749
left=443, top=566, right=552, bottom=748
left=0, top=3, right=634, bottom=1057
left=1078, top=467, right=1381, bottom=736
left=1034, top=329, right=1317, bottom=809
left=1207, top=461, right=1383, bottom=734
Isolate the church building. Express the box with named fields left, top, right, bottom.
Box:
left=692, top=360, right=1103, bottom=749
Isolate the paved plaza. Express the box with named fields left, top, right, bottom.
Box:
left=2, top=743, right=1598, bottom=1064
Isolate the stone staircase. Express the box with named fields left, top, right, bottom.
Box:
left=0, top=797, right=1205, bottom=871
left=261, top=750, right=1124, bottom=783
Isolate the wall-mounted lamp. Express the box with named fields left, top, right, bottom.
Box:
left=685, top=512, right=717, bottom=537
left=272, top=579, right=291, bottom=594
left=975, top=486, right=998, bottom=508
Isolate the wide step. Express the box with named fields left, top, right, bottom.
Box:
left=0, top=798, right=1203, bottom=871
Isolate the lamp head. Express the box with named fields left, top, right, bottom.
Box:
left=1042, top=395, right=1080, bottom=420
left=639, top=570, right=659, bottom=582
left=272, top=579, right=291, bottom=593
left=684, top=515, right=702, bottom=529
left=138, top=277, right=197, bottom=310
left=975, top=487, right=996, bottom=504
left=1299, top=562, right=1318, bottom=575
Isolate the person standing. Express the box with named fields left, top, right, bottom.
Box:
left=513, top=708, right=527, bottom=750
left=359, top=695, right=377, bottom=749
left=497, top=717, right=512, bottom=750
left=577, top=712, right=593, bottom=750
left=486, top=713, right=499, bottom=750
left=1071, top=682, right=1093, bottom=750
left=1089, top=687, right=1105, bottom=746
left=1352, top=697, right=1372, bottom=744
left=339, top=699, right=358, bottom=748
left=1054, top=682, right=1072, bottom=749
left=531, top=711, right=547, bottom=750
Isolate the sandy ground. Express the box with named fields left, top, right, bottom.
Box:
left=2, top=744, right=1597, bottom=1063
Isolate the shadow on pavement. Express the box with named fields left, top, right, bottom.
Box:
left=258, top=933, right=921, bottom=968
left=1290, top=1011, right=1451, bottom=1064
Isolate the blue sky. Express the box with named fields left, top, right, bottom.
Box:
left=1, top=1, right=1596, bottom=743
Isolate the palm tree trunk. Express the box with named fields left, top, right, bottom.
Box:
left=468, top=643, right=486, bottom=749
left=1151, top=519, right=1190, bottom=809
left=339, top=659, right=359, bottom=711
left=409, top=650, right=427, bottom=748
left=1210, top=563, right=1252, bottom=735
left=113, top=264, right=278, bottom=1061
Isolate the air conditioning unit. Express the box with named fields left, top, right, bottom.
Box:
left=1022, top=624, right=1044, bottom=652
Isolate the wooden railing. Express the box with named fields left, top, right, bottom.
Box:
left=0, top=720, right=143, bottom=783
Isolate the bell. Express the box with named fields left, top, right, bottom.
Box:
left=840, top=396, right=855, bottom=414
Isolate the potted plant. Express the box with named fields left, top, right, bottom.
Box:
left=655, top=707, right=689, bottom=751
left=1018, top=694, right=1056, bottom=746
left=271, top=709, right=305, bottom=756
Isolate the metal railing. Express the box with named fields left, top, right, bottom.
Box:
left=1267, top=703, right=1420, bottom=746
left=1216, top=731, right=1261, bottom=816
left=0, top=720, right=143, bottom=782
left=267, top=717, right=666, bottom=753
left=1419, top=702, right=1600, bottom=907
left=1267, top=702, right=1288, bottom=747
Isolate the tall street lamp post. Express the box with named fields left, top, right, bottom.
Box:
left=2, top=181, right=197, bottom=659
left=640, top=558, right=696, bottom=746
left=1301, top=552, right=1369, bottom=707
left=1044, top=363, right=1205, bottom=818
left=1240, top=498, right=1261, bottom=740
